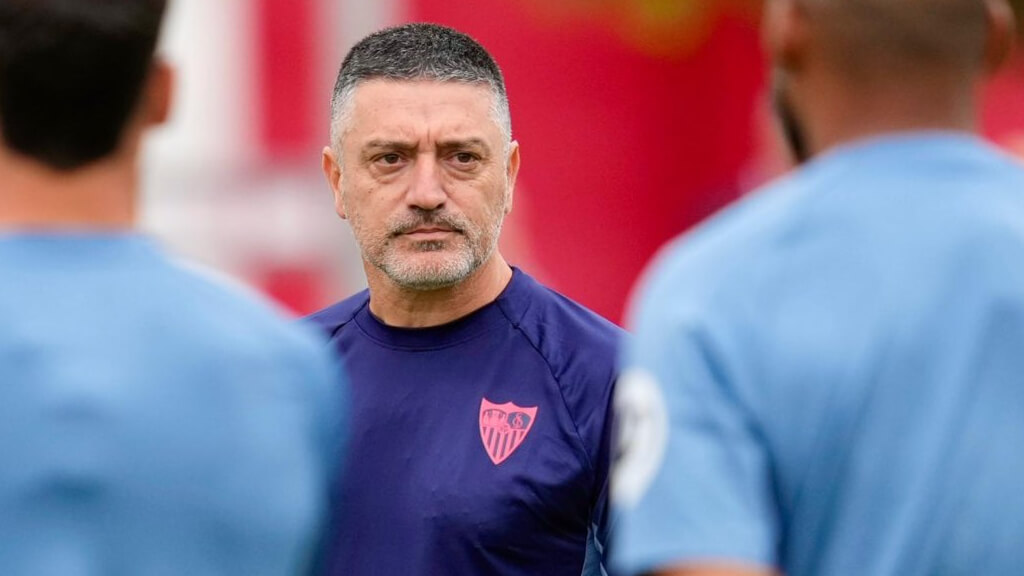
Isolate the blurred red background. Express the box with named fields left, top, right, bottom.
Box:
left=149, top=0, right=1024, bottom=324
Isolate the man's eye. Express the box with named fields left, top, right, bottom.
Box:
left=454, top=152, right=478, bottom=164
left=379, top=153, right=402, bottom=165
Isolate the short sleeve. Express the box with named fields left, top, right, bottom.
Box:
left=609, top=282, right=779, bottom=576
left=582, top=370, right=616, bottom=576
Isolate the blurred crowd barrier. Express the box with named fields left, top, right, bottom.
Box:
left=142, top=0, right=1024, bottom=323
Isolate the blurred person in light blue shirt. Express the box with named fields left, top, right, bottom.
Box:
left=611, top=1, right=1024, bottom=575
left=0, top=1, right=346, bottom=574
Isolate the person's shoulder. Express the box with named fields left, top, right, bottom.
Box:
left=497, top=270, right=623, bottom=419
left=500, top=270, right=620, bottom=460
left=303, top=289, right=371, bottom=339
left=162, top=260, right=329, bottom=360
left=170, top=260, right=346, bottom=453
left=500, top=269, right=624, bottom=360
left=981, top=140, right=1024, bottom=171
left=637, top=173, right=811, bottom=312
left=973, top=142, right=1024, bottom=196
left=166, top=261, right=343, bottom=409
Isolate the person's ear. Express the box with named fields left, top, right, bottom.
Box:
left=504, top=141, right=520, bottom=215
left=323, top=146, right=348, bottom=220
left=146, top=58, right=174, bottom=126
left=762, top=0, right=811, bottom=72
left=982, top=0, right=1016, bottom=75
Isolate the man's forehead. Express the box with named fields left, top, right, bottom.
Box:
left=346, top=79, right=500, bottom=143
left=351, top=78, right=494, bottom=109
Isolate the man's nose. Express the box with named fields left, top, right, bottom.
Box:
left=406, top=154, right=447, bottom=211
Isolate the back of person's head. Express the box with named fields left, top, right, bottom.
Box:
left=0, top=0, right=168, bottom=171
left=766, top=0, right=1014, bottom=161
left=329, top=22, right=511, bottom=147
left=798, top=0, right=1008, bottom=79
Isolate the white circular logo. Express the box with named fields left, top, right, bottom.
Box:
left=612, top=368, right=669, bottom=510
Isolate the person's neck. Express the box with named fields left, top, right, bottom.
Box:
left=366, top=254, right=514, bottom=328
left=798, top=71, right=980, bottom=158
left=0, top=147, right=138, bottom=230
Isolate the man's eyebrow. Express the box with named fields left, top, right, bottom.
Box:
left=437, top=138, right=491, bottom=151
left=360, top=138, right=493, bottom=154
left=362, top=140, right=417, bottom=152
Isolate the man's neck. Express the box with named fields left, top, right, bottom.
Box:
left=365, top=254, right=514, bottom=328
left=0, top=148, right=137, bottom=230
left=798, top=71, right=980, bottom=159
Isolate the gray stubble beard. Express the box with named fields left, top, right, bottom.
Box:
left=350, top=198, right=507, bottom=292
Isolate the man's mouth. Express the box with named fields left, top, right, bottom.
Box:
left=401, top=226, right=457, bottom=240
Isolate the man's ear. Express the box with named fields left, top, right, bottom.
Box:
left=762, top=0, right=811, bottom=72
left=322, top=146, right=348, bottom=220
left=504, top=141, right=521, bottom=215
left=983, top=0, right=1016, bottom=75
left=146, top=58, right=174, bottom=127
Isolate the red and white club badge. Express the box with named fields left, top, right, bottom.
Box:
left=479, top=398, right=538, bottom=465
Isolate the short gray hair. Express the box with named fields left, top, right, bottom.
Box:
left=329, top=23, right=512, bottom=150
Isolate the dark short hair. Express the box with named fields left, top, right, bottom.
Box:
left=0, top=0, right=168, bottom=170
left=329, top=22, right=511, bottom=146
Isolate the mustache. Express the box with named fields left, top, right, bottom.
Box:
left=388, top=210, right=469, bottom=237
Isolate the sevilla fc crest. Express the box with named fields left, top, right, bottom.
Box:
left=479, top=398, right=538, bottom=465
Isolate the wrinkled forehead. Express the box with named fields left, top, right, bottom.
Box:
left=344, top=78, right=503, bottom=142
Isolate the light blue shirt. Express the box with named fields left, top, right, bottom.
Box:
left=0, top=233, right=345, bottom=576
left=612, top=134, right=1024, bottom=576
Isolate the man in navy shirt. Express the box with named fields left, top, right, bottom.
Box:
left=308, top=23, right=622, bottom=576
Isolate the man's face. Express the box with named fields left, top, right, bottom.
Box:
left=325, top=79, right=519, bottom=291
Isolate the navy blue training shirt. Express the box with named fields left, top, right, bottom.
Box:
left=308, top=268, right=622, bottom=575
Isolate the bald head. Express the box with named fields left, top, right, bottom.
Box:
left=800, top=0, right=991, bottom=77
left=765, top=0, right=1014, bottom=162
